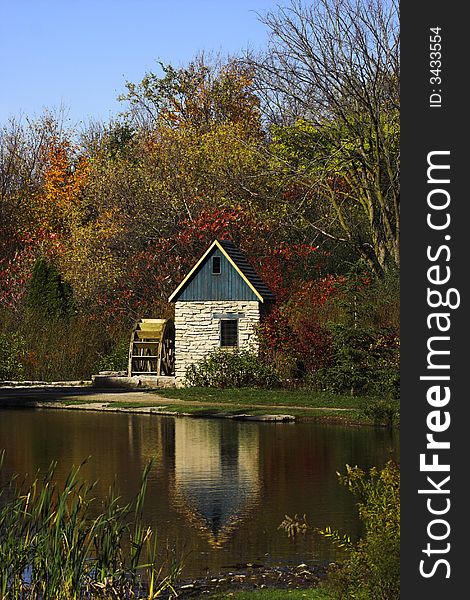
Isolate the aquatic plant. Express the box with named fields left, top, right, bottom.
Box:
left=321, top=461, right=400, bottom=600
left=0, top=451, right=181, bottom=599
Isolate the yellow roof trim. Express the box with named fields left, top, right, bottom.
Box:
left=168, top=241, right=217, bottom=302
left=215, top=241, right=264, bottom=303
left=168, top=239, right=264, bottom=303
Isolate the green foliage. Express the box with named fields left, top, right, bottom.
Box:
left=309, top=268, right=399, bottom=398
left=26, top=256, right=74, bottom=322
left=185, top=348, right=281, bottom=389
left=94, top=338, right=129, bottom=373
left=326, top=461, right=400, bottom=600
left=0, top=332, right=26, bottom=381
left=105, top=121, right=136, bottom=160
left=361, top=398, right=400, bottom=427
left=316, top=526, right=352, bottom=550
left=278, top=462, right=400, bottom=599
left=314, top=323, right=399, bottom=398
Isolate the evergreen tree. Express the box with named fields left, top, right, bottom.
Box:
left=26, top=257, right=74, bottom=321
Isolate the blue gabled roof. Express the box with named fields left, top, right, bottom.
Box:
left=217, top=240, right=275, bottom=301
left=168, top=239, right=275, bottom=303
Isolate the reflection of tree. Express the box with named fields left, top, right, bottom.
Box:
left=0, top=410, right=176, bottom=509
left=170, top=419, right=261, bottom=548
left=258, top=422, right=399, bottom=539
left=0, top=410, right=399, bottom=572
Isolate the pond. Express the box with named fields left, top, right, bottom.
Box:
left=0, top=409, right=399, bottom=578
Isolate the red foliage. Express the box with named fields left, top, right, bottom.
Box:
left=258, top=275, right=345, bottom=374
left=75, top=207, right=327, bottom=337
left=259, top=305, right=332, bottom=374
left=257, top=243, right=319, bottom=303
left=0, top=229, right=63, bottom=309
left=167, top=207, right=322, bottom=304
left=173, top=207, right=264, bottom=256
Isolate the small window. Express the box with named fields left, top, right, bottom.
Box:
left=212, top=256, right=221, bottom=275
left=220, top=319, right=238, bottom=347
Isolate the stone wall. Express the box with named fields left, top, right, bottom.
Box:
left=174, top=300, right=260, bottom=384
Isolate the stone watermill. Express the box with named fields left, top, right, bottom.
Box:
left=128, top=318, right=175, bottom=377
left=92, top=239, right=274, bottom=389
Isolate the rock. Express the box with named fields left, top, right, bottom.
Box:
left=232, top=414, right=296, bottom=422
left=171, top=562, right=329, bottom=597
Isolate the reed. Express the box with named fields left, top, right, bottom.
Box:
left=0, top=451, right=181, bottom=599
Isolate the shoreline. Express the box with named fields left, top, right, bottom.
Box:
left=168, top=562, right=330, bottom=598
left=0, top=382, right=391, bottom=598
left=0, top=382, right=380, bottom=426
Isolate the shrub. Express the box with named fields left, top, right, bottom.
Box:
left=278, top=461, right=400, bottom=599
left=185, top=348, right=281, bottom=388
left=0, top=332, right=26, bottom=381
left=326, top=461, right=400, bottom=600
left=257, top=304, right=333, bottom=381
left=361, top=398, right=400, bottom=427
left=26, top=256, right=74, bottom=322
left=94, top=338, right=129, bottom=373
left=314, top=324, right=399, bottom=398
left=16, top=316, right=115, bottom=381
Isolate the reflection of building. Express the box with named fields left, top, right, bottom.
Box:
left=170, top=419, right=261, bottom=548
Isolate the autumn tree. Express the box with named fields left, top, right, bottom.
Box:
left=249, top=0, right=400, bottom=276
left=0, top=16, right=401, bottom=381
left=0, top=113, right=77, bottom=309
left=0, top=115, right=54, bottom=230
left=64, top=55, right=338, bottom=325
left=120, top=54, right=262, bottom=135
left=31, top=138, right=89, bottom=236
left=61, top=58, right=282, bottom=319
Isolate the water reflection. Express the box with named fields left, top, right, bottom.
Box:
left=0, top=409, right=399, bottom=576
left=171, top=419, right=261, bottom=547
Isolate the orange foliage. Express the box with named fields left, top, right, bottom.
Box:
left=33, top=139, right=89, bottom=235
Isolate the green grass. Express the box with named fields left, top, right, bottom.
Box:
left=207, top=588, right=333, bottom=599
left=57, top=400, right=367, bottom=422
left=31, top=387, right=398, bottom=425
left=47, top=387, right=384, bottom=424
left=154, top=387, right=369, bottom=409
left=151, top=387, right=374, bottom=423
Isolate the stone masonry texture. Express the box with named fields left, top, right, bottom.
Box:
left=174, top=301, right=260, bottom=384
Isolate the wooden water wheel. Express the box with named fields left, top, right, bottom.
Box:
left=128, top=318, right=175, bottom=376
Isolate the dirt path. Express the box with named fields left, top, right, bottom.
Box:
left=0, top=385, right=353, bottom=412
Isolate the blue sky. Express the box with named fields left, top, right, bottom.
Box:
left=0, top=0, right=280, bottom=127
